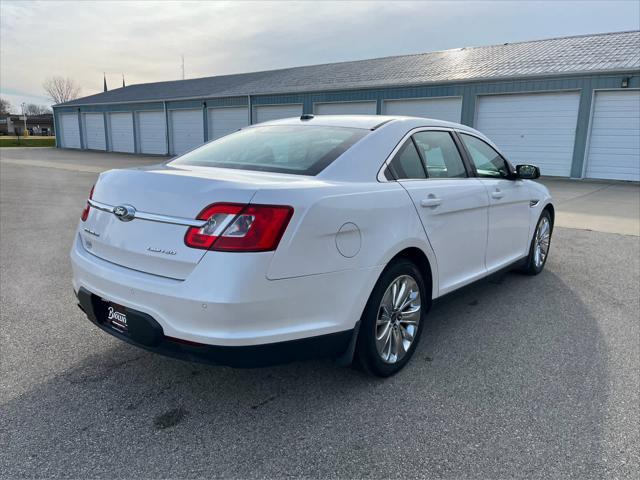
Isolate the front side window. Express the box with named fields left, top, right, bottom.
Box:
left=413, top=131, right=467, bottom=178
left=460, top=133, right=510, bottom=178
left=170, top=125, right=368, bottom=175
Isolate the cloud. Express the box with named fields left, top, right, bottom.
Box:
left=1, top=0, right=638, bottom=108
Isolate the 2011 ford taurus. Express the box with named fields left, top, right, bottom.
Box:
left=72, top=115, right=553, bottom=376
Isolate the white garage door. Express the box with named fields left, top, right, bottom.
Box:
left=169, top=109, right=204, bottom=155
left=108, top=113, right=135, bottom=153
left=59, top=113, right=81, bottom=149
left=254, top=104, right=303, bottom=124
left=137, top=111, right=167, bottom=155
left=208, top=107, right=249, bottom=141
left=383, top=97, right=462, bottom=123
left=314, top=101, right=377, bottom=115
left=585, top=90, right=640, bottom=181
left=83, top=113, right=106, bottom=150
left=475, top=92, right=580, bottom=177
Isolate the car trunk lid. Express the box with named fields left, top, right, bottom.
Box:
left=80, top=164, right=271, bottom=279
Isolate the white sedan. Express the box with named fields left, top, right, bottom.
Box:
left=72, top=115, right=553, bottom=376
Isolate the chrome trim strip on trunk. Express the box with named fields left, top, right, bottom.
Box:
left=87, top=199, right=114, bottom=213
left=88, top=199, right=206, bottom=228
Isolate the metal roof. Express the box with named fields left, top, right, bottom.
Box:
left=253, top=114, right=481, bottom=134
left=58, top=30, right=640, bottom=107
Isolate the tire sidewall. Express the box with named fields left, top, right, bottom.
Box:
left=357, top=259, right=429, bottom=377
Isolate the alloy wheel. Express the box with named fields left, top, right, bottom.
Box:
left=375, top=275, right=421, bottom=364
left=534, top=216, right=551, bottom=268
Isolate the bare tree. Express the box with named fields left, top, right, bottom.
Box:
left=0, top=97, right=11, bottom=115
left=23, top=103, right=52, bottom=115
left=42, top=76, right=81, bottom=104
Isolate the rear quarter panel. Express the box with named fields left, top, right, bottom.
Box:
left=252, top=182, right=438, bottom=296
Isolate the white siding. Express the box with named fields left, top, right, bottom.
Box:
left=169, top=109, right=204, bottom=155
left=383, top=97, right=462, bottom=123
left=254, top=104, right=303, bottom=124
left=59, top=113, right=81, bottom=149
left=208, top=107, right=249, bottom=141
left=137, top=111, right=167, bottom=155
left=476, top=92, right=580, bottom=177
left=314, top=101, right=377, bottom=115
left=108, top=113, right=135, bottom=153
left=585, top=90, right=640, bottom=181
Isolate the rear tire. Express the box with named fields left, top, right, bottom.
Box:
left=356, top=259, right=428, bottom=377
left=521, top=209, right=553, bottom=275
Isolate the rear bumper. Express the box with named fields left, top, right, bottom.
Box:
left=71, top=233, right=382, bottom=348
left=77, top=287, right=353, bottom=367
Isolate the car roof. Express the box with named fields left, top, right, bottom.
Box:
left=251, top=114, right=475, bottom=132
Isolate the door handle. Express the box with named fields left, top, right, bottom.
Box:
left=491, top=189, right=504, bottom=200
left=420, top=195, right=442, bottom=208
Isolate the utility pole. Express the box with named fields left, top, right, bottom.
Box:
left=181, top=54, right=185, bottom=80
left=20, top=102, right=27, bottom=137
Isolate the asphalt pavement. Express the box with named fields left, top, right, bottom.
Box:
left=1, top=148, right=638, bottom=479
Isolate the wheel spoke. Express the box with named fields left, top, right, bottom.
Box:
left=399, top=290, right=418, bottom=312
left=400, top=324, right=414, bottom=342
left=385, top=328, right=393, bottom=360
left=376, top=320, right=391, bottom=340
left=540, top=220, right=550, bottom=237
left=399, top=317, right=419, bottom=326
left=402, top=303, right=420, bottom=316
left=393, top=280, right=407, bottom=309
left=394, top=328, right=405, bottom=358
left=377, top=306, right=392, bottom=325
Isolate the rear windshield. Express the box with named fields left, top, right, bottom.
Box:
left=169, top=125, right=368, bottom=175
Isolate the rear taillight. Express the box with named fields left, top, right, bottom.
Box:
left=184, top=203, right=293, bottom=252
left=80, top=185, right=95, bottom=221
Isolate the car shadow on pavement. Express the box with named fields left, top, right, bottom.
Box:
left=1, top=269, right=610, bottom=478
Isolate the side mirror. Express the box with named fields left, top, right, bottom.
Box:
left=516, top=164, right=540, bottom=180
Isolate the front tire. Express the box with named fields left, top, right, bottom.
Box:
left=356, top=259, right=428, bottom=377
left=521, top=209, right=553, bottom=275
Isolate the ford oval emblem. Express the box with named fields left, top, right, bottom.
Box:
left=113, top=204, right=136, bottom=222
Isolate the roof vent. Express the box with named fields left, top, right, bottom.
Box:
left=300, top=114, right=314, bottom=120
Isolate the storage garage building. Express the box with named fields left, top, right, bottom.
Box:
left=54, top=30, right=640, bottom=181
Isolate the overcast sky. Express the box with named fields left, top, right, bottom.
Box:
left=1, top=0, right=639, bottom=111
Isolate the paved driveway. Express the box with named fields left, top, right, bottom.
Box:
left=1, top=148, right=638, bottom=479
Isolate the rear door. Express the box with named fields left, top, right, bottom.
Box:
left=387, top=129, right=489, bottom=295
left=458, top=132, right=532, bottom=271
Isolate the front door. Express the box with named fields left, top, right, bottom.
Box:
left=387, top=130, right=490, bottom=295
left=458, top=132, right=532, bottom=272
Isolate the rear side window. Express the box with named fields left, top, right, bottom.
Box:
left=460, top=133, right=510, bottom=178
left=413, top=131, right=467, bottom=178
left=386, top=140, right=426, bottom=180
left=170, top=125, right=368, bottom=176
